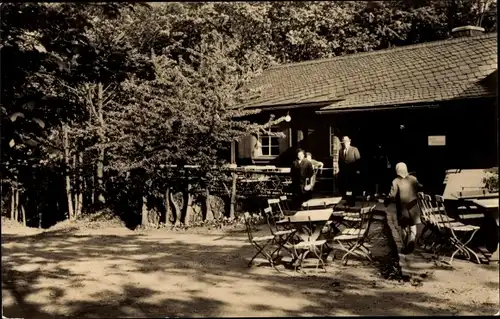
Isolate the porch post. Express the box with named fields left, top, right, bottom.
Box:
left=230, top=140, right=236, bottom=164
left=291, top=122, right=298, bottom=148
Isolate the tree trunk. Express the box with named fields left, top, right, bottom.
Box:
left=96, top=82, right=106, bottom=206
left=76, top=151, right=83, bottom=217
left=63, top=125, right=74, bottom=221
left=170, top=191, right=181, bottom=226
left=72, top=153, right=78, bottom=217
left=14, top=189, right=19, bottom=222
left=141, top=195, right=149, bottom=226
left=91, top=173, right=95, bottom=206
left=38, top=202, right=42, bottom=229
left=202, top=189, right=214, bottom=221
left=20, top=203, right=26, bottom=227
left=96, top=149, right=105, bottom=206
left=10, top=185, right=15, bottom=221
left=182, top=184, right=194, bottom=226
left=164, top=188, right=172, bottom=225
left=229, top=173, right=237, bottom=219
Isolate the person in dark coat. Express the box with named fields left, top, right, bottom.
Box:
left=384, top=162, right=423, bottom=254
left=372, top=144, right=391, bottom=197
left=291, top=149, right=314, bottom=210
left=338, top=136, right=361, bottom=206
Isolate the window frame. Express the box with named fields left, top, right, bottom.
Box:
left=258, top=127, right=281, bottom=157
left=329, top=125, right=334, bottom=157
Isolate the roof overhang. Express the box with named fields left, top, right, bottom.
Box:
left=315, top=95, right=496, bottom=114
left=242, top=99, right=344, bottom=113
left=316, top=102, right=442, bottom=114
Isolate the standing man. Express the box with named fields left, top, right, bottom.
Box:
left=372, top=144, right=391, bottom=198
left=291, top=149, right=314, bottom=210
left=339, top=136, right=361, bottom=206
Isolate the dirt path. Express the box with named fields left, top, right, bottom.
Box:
left=2, top=224, right=499, bottom=317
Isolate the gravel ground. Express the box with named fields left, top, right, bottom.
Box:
left=2, top=217, right=499, bottom=317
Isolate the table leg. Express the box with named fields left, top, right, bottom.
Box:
left=310, top=221, right=328, bottom=241
left=290, top=221, right=328, bottom=270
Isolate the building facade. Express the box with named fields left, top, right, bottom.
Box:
left=235, top=29, right=498, bottom=193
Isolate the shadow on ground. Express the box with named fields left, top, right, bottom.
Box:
left=2, top=220, right=499, bottom=318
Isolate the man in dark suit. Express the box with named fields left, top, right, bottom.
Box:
left=291, top=148, right=314, bottom=210
left=338, top=136, right=361, bottom=206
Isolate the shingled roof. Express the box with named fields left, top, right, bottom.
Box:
left=243, top=33, right=497, bottom=112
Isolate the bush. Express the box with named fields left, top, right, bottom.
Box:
left=483, top=168, right=499, bottom=192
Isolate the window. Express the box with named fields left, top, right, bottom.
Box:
left=259, top=127, right=281, bottom=156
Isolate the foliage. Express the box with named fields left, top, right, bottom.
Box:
left=1, top=1, right=496, bottom=229
left=483, top=167, right=499, bottom=192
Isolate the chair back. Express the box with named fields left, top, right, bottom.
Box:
left=361, top=191, right=371, bottom=207
left=359, top=204, right=376, bottom=238
left=267, top=198, right=285, bottom=219
left=434, top=194, right=454, bottom=230
left=417, top=192, right=432, bottom=225
left=243, top=212, right=255, bottom=242
left=263, top=206, right=278, bottom=234
left=423, top=194, right=440, bottom=228
left=279, top=195, right=291, bottom=212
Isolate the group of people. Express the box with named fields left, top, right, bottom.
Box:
left=290, top=135, right=423, bottom=254
left=290, top=149, right=323, bottom=209
left=290, top=136, right=363, bottom=208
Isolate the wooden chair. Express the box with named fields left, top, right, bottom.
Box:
left=416, top=192, right=435, bottom=249
left=335, top=192, right=371, bottom=227
left=267, top=198, right=285, bottom=219
left=434, top=195, right=481, bottom=264
left=332, top=205, right=376, bottom=265
left=243, top=212, right=278, bottom=268
left=262, top=207, right=299, bottom=250
left=279, top=195, right=293, bottom=216
left=417, top=193, right=450, bottom=254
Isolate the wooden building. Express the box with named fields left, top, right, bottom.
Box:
left=235, top=28, right=498, bottom=193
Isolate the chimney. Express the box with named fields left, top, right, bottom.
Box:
left=451, top=25, right=485, bottom=38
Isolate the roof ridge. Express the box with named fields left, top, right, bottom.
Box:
left=267, top=32, right=497, bottom=71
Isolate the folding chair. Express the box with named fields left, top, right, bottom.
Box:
left=262, top=207, right=299, bottom=252
left=416, top=193, right=440, bottom=250
left=422, top=194, right=466, bottom=255
left=279, top=195, right=293, bottom=216
left=332, top=205, right=376, bottom=265
left=243, top=212, right=279, bottom=268
left=286, top=216, right=328, bottom=273
left=434, top=195, right=481, bottom=264
left=335, top=192, right=371, bottom=228
left=416, top=193, right=451, bottom=255
left=267, top=198, right=285, bottom=219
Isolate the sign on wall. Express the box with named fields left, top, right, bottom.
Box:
left=428, top=135, right=446, bottom=146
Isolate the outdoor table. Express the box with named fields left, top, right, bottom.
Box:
left=468, top=198, right=499, bottom=227
left=276, top=209, right=333, bottom=242
left=442, top=169, right=490, bottom=200
left=301, top=197, right=342, bottom=209
left=470, top=198, right=499, bottom=209
left=466, top=198, right=499, bottom=253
